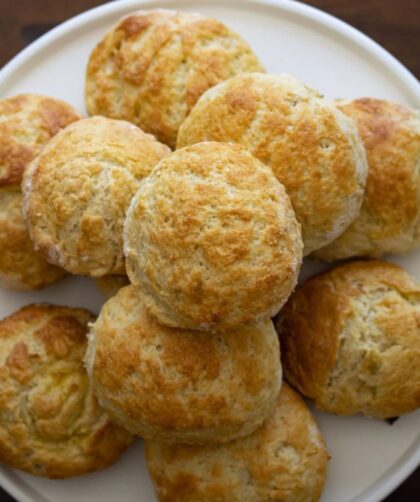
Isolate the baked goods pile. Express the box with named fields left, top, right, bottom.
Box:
left=0, top=8, right=419, bottom=501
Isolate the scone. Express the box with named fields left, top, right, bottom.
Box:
left=0, top=93, right=81, bottom=289
left=276, top=260, right=420, bottom=418
left=145, top=383, right=329, bottom=502
left=86, top=285, right=281, bottom=444
left=85, top=9, right=264, bottom=148
left=0, top=304, right=133, bottom=478
left=23, top=116, right=170, bottom=277
left=177, top=73, right=368, bottom=255
left=123, top=142, right=303, bottom=331
left=315, top=98, right=420, bottom=260
left=94, top=275, right=130, bottom=299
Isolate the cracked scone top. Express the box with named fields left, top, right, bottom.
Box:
left=23, top=116, right=170, bottom=277
left=0, top=94, right=81, bottom=289
left=145, top=383, right=329, bottom=502
left=276, top=260, right=420, bottom=418
left=315, top=98, right=420, bottom=260
left=86, top=285, right=281, bottom=445
left=85, top=9, right=264, bottom=148
left=123, top=142, right=303, bottom=331
left=177, top=73, right=368, bottom=255
left=0, top=304, right=132, bottom=478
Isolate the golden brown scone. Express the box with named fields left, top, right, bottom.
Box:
left=0, top=304, right=133, bottom=478
left=177, top=73, right=368, bottom=255
left=0, top=94, right=80, bottom=187
left=23, top=116, right=170, bottom=277
left=0, top=94, right=80, bottom=289
left=123, top=142, right=303, bottom=331
left=85, top=9, right=264, bottom=148
left=145, top=383, right=329, bottom=502
left=276, top=260, right=420, bottom=418
left=315, top=99, right=420, bottom=260
left=94, top=275, right=130, bottom=299
left=86, top=285, right=282, bottom=444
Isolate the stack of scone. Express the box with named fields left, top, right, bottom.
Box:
left=0, top=7, right=419, bottom=502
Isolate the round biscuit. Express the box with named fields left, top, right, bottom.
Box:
left=23, top=116, right=170, bottom=277
left=86, top=284, right=282, bottom=444
left=123, top=141, right=303, bottom=331
left=85, top=9, right=264, bottom=148
left=0, top=304, right=133, bottom=478
left=276, top=260, right=420, bottom=418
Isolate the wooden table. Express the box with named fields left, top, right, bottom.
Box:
left=0, top=1, right=418, bottom=501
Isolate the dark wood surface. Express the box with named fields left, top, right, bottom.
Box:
left=0, top=1, right=418, bottom=501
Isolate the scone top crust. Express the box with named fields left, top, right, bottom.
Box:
left=0, top=304, right=132, bottom=478
left=177, top=73, right=368, bottom=254
left=86, top=285, right=281, bottom=445
left=124, top=141, right=303, bottom=331
left=145, top=383, right=329, bottom=502
left=276, top=260, right=420, bottom=418
left=85, top=9, right=264, bottom=148
left=0, top=93, right=80, bottom=187
left=23, top=116, right=170, bottom=277
left=316, top=98, right=420, bottom=260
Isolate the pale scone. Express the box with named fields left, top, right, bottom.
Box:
left=0, top=94, right=81, bottom=289
left=123, top=142, right=303, bottom=331
left=0, top=304, right=133, bottom=478
left=276, top=260, right=420, bottom=418
left=315, top=98, right=420, bottom=260
left=86, top=285, right=281, bottom=444
left=94, top=275, right=130, bottom=299
left=23, top=116, right=170, bottom=277
left=145, top=383, right=329, bottom=502
left=177, top=73, right=368, bottom=255
left=85, top=9, right=264, bottom=148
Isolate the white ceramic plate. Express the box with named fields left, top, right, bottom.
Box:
left=0, top=0, right=419, bottom=501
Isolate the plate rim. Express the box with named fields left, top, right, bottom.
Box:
left=0, top=1, right=419, bottom=501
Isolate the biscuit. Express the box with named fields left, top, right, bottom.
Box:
left=23, top=116, right=170, bottom=277
left=94, top=275, right=130, bottom=299
left=0, top=94, right=80, bottom=289
left=177, top=73, right=368, bottom=255
left=145, top=383, right=329, bottom=502
left=0, top=94, right=80, bottom=187
left=86, top=285, right=281, bottom=444
left=85, top=9, right=264, bottom=148
left=0, top=304, right=133, bottom=478
left=315, top=98, right=420, bottom=260
left=276, top=260, right=420, bottom=418
left=123, top=142, right=303, bottom=331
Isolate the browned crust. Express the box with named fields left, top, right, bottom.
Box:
left=124, top=142, right=302, bottom=331
left=276, top=260, right=420, bottom=417
left=23, top=116, right=170, bottom=277
left=85, top=10, right=264, bottom=147
left=88, top=284, right=281, bottom=444
left=0, top=304, right=132, bottom=478
left=0, top=94, right=80, bottom=187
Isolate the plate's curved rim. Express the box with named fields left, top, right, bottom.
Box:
left=0, top=1, right=419, bottom=501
